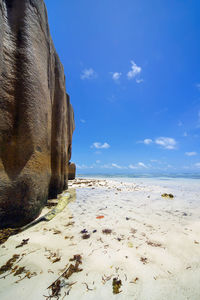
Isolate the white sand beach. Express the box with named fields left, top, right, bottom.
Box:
left=0, top=177, right=200, bottom=300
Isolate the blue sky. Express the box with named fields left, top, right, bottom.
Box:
left=45, top=0, right=200, bottom=173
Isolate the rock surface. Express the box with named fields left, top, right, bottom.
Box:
left=0, top=0, right=75, bottom=227
left=68, top=162, right=76, bottom=180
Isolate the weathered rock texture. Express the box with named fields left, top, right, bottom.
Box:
left=68, top=162, right=76, bottom=180
left=0, top=0, right=75, bottom=228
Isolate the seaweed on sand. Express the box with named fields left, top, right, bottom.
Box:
left=102, top=229, right=112, bottom=235
left=161, top=193, right=174, bottom=199
left=16, top=238, right=29, bottom=248
left=0, top=228, right=19, bottom=245
left=112, top=277, right=122, bottom=294
left=0, top=254, right=20, bottom=275
left=45, top=255, right=83, bottom=299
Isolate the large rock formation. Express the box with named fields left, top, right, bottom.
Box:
left=0, top=0, right=75, bottom=228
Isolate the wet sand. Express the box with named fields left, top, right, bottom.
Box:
left=0, top=177, right=200, bottom=300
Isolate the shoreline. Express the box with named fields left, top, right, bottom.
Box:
left=0, top=177, right=200, bottom=299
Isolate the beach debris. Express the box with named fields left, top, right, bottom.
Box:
left=16, top=238, right=29, bottom=248
left=52, top=257, right=61, bottom=264
left=130, top=228, right=137, bottom=234
left=65, top=222, right=75, bottom=227
left=53, top=229, right=61, bottom=235
left=102, top=229, right=112, bottom=235
left=161, top=193, right=174, bottom=199
left=46, top=255, right=82, bottom=299
left=0, top=254, right=20, bottom=275
left=82, top=282, right=94, bottom=291
left=15, top=270, right=37, bottom=283
left=93, top=229, right=97, bottom=233
left=45, top=249, right=61, bottom=263
left=127, top=242, right=133, bottom=248
left=69, top=255, right=82, bottom=264
left=96, top=215, right=104, bottom=219
left=194, top=240, right=199, bottom=244
left=102, top=274, right=113, bottom=284
left=112, top=277, right=122, bottom=294
left=82, top=234, right=90, bottom=239
left=13, top=266, right=26, bottom=276
left=80, top=229, right=88, bottom=234
left=0, top=228, right=19, bottom=245
left=146, top=240, right=162, bottom=247
left=126, top=217, right=130, bottom=220
left=64, top=235, right=74, bottom=240
left=140, top=257, right=148, bottom=264
left=130, top=277, right=139, bottom=284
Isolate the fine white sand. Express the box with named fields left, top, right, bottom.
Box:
left=0, top=177, right=200, bottom=300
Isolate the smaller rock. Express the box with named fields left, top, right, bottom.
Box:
left=68, top=162, right=76, bottom=180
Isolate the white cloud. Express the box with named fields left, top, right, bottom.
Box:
left=129, top=164, right=138, bottom=169
left=112, top=72, right=122, bottom=81
left=80, top=119, right=86, bottom=123
left=96, top=160, right=100, bottom=164
left=76, top=164, right=93, bottom=169
left=80, top=68, right=97, bottom=80
left=195, top=162, right=200, bottom=168
left=138, top=162, right=148, bottom=168
left=127, top=60, right=142, bottom=79
left=155, top=137, right=177, bottom=150
left=143, top=138, right=153, bottom=145
left=91, top=142, right=110, bottom=149
left=150, top=159, right=159, bottom=163
left=185, top=152, right=197, bottom=156
left=136, top=79, right=144, bottom=84
left=111, top=163, right=123, bottom=169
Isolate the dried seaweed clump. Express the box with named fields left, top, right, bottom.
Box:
left=161, top=193, right=174, bottom=199
left=0, top=228, right=19, bottom=245
left=102, top=229, right=112, bottom=235
left=0, top=254, right=20, bottom=275
left=112, top=277, right=122, bottom=294
left=46, top=255, right=83, bottom=299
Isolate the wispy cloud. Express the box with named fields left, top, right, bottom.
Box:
left=111, top=163, right=125, bottom=169
left=127, top=60, right=142, bottom=80
left=80, top=68, right=97, bottom=80
left=194, top=162, right=200, bottom=168
left=76, top=164, right=94, bottom=169
left=185, top=152, right=197, bottom=156
left=112, top=72, right=122, bottom=81
left=143, top=138, right=153, bottom=145
left=138, top=162, right=148, bottom=168
left=155, top=137, right=177, bottom=150
left=183, top=132, right=188, bottom=137
left=129, top=164, right=138, bottom=169
left=80, top=119, right=86, bottom=123
left=196, top=83, right=200, bottom=90
left=136, top=79, right=144, bottom=84
left=91, top=142, right=110, bottom=149
left=138, top=137, right=177, bottom=149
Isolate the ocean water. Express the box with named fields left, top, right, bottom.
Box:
left=77, top=172, right=200, bottom=180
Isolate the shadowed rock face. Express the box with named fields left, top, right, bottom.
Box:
left=0, top=0, right=75, bottom=227
left=68, top=162, right=76, bottom=180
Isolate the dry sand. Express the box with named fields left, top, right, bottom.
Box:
left=0, top=177, right=200, bottom=300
